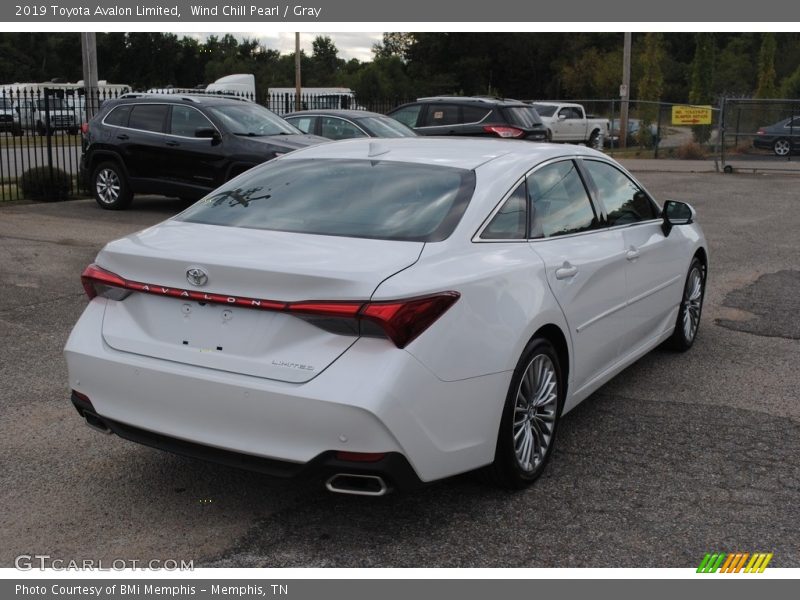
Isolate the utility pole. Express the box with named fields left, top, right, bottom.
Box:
left=295, top=32, right=302, bottom=111
left=620, top=32, right=631, bottom=149
left=80, top=32, right=99, bottom=120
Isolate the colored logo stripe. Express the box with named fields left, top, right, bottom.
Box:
left=697, top=552, right=772, bottom=573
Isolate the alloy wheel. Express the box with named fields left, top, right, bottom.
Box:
left=513, top=354, right=558, bottom=472
left=682, top=266, right=704, bottom=342
left=774, top=139, right=791, bottom=156
left=96, top=168, right=121, bottom=205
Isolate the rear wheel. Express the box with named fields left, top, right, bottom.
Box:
left=666, top=257, right=706, bottom=351
left=485, top=337, right=563, bottom=488
left=92, top=161, right=132, bottom=210
left=588, top=129, right=601, bottom=150
left=773, top=138, right=791, bottom=156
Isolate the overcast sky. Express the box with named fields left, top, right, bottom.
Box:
left=188, top=32, right=384, bottom=62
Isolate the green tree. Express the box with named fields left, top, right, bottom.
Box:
left=755, top=33, right=778, bottom=98
left=689, top=33, right=715, bottom=143
left=636, top=33, right=665, bottom=146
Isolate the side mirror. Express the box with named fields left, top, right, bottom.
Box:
left=558, top=113, right=567, bottom=121
left=195, top=127, right=220, bottom=142
left=661, top=200, right=695, bottom=236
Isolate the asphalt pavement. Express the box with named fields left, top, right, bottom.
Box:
left=0, top=172, right=798, bottom=568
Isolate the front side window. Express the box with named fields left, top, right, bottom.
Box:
left=389, top=104, right=422, bottom=128
left=170, top=105, right=214, bottom=137
left=319, top=116, right=366, bottom=140
left=178, top=159, right=476, bottom=243
left=528, top=160, right=598, bottom=238
left=582, top=160, right=658, bottom=226
left=128, top=104, right=168, bottom=133
left=481, top=182, right=527, bottom=240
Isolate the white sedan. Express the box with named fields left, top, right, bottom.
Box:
left=65, top=138, right=707, bottom=496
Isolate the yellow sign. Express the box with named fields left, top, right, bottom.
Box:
left=672, top=105, right=713, bottom=125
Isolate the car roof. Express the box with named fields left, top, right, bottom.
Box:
left=283, top=109, right=387, bottom=119
left=112, top=94, right=249, bottom=107
left=280, top=137, right=604, bottom=171
left=414, top=96, right=528, bottom=106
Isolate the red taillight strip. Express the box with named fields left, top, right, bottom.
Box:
left=81, top=264, right=460, bottom=348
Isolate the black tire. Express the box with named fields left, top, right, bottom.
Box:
left=484, top=337, right=564, bottom=489
left=588, top=129, right=601, bottom=149
left=666, top=257, right=706, bottom=351
left=773, top=138, right=791, bottom=157
left=92, top=161, right=132, bottom=210
left=11, top=126, right=22, bottom=137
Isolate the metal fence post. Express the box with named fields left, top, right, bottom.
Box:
left=44, top=88, right=54, bottom=189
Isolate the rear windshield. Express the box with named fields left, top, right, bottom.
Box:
left=207, top=103, right=301, bottom=136
left=177, top=158, right=476, bottom=242
left=503, top=106, right=543, bottom=128
left=531, top=104, right=557, bottom=117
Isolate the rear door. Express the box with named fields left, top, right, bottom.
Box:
left=122, top=103, right=169, bottom=181
left=417, top=103, right=463, bottom=135
left=527, top=159, right=628, bottom=392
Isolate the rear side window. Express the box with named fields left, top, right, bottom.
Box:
left=128, top=104, right=168, bottom=133
left=104, top=105, right=132, bottom=127
left=390, top=104, right=422, bottom=128
left=528, top=161, right=598, bottom=238
left=287, top=116, right=315, bottom=134
left=425, top=104, right=460, bottom=126
left=481, top=182, right=527, bottom=240
left=462, top=106, right=491, bottom=123
left=582, top=160, right=658, bottom=225
left=177, top=159, right=476, bottom=242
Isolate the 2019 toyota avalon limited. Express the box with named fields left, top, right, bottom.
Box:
left=65, top=138, right=707, bottom=495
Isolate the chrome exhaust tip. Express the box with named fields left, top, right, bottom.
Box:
left=84, top=411, right=112, bottom=435
left=325, top=473, right=389, bottom=496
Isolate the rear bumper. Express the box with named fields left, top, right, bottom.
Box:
left=65, top=300, right=509, bottom=485
left=70, top=391, right=423, bottom=490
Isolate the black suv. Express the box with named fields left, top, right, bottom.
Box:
left=81, top=94, right=326, bottom=210
left=387, top=96, right=547, bottom=141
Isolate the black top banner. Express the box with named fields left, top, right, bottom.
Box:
left=2, top=0, right=798, bottom=22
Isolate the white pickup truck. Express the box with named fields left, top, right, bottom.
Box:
left=531, top=102, right=608, bottom=148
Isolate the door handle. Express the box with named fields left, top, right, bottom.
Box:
left=116, top=134, right=129, bottom=140
left=626, top=246, right=640, bottom=261
left=555, top=263, right=578, bottom=280
left=165, top=140, right=180, bottom=147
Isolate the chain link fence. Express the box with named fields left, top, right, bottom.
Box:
left=719, top=98, right=800, bottom=173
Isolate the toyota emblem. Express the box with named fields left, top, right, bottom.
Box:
left=186, top=267, right=208, bottom=287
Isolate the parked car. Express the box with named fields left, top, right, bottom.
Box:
left=80, top=94, right=326, bottom=210
left=66, top=138, right=707, bottom=495
left=387, top=96, right=547, bottom=141
left=606, top=118, right=659, bottom=147
left=753, top=116, right=800, bottom=156
left=284, top=109, right=416, bottom=140
left=530, top=102, right=609, bottom=148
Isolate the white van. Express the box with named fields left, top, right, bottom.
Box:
left=267, top=87, right=364, bottom=115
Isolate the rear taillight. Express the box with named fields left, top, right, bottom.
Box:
left=79, top=264, right=459, bottom=348
left=81, top=264, right=129, bottom=300
left=360, top=293, right=460, bottom=348
left=81, top=122, right=89, bottom=135
left=483, top=125, right=525, bottom=138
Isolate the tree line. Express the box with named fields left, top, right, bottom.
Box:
left=1, top=32, right=799, bottom=104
